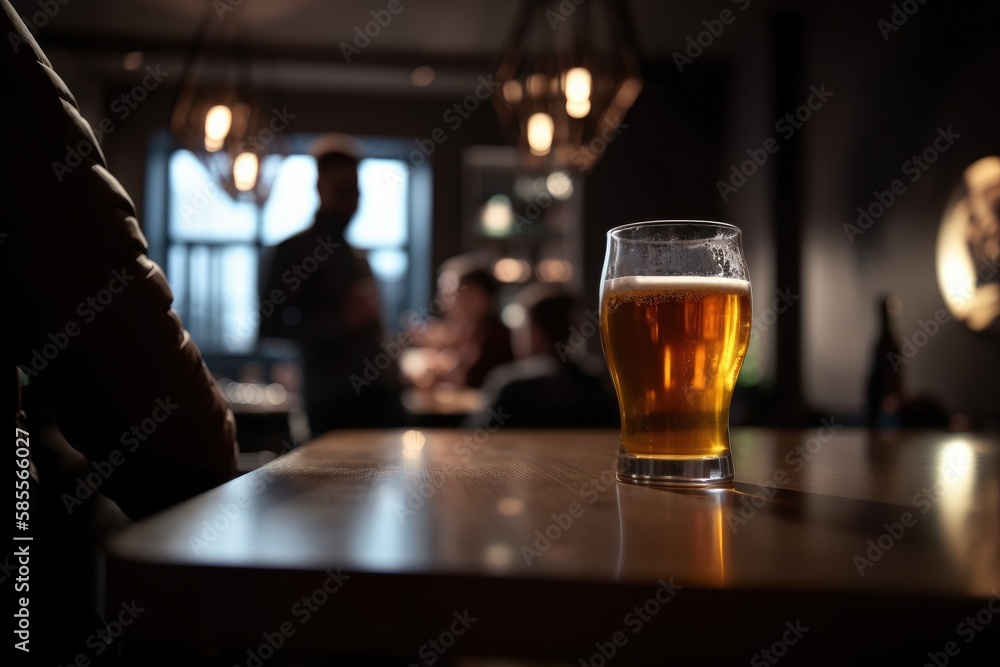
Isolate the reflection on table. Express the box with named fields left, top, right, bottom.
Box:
left=105, top=428, right=1000, bottom=664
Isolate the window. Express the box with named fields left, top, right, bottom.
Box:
left=166, top=147, right=419, bottom=353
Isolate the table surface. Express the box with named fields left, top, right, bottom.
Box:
left=105, top=428, right=1000, bottom=664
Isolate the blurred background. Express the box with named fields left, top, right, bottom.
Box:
left=15, top=0, right=999, bottom=446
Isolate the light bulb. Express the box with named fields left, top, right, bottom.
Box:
left=233, top=152, right=258, bottom=192
left=204, top=136, right=224, bottom=152
left=527, top=113, right=554, bottom=156
left=564, top=67, right=592, bottom=118
left=564, top=67, right=591, bottom=102
left=493, top=258, right=531, bottom=283
left=204, top=105, right=233, bottom=148
left=566, top=99, right=591, bottom=119
left=537, top=258, right=573, bottom=283
left=545, top=171, right=574, bottom=199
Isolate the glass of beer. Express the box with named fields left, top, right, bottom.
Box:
left=600, top=221, right=751, bottom=487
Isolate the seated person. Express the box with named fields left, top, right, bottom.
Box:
left=2, top=6, right=236, bottom=662
left=3, top=3, right=236, bottom=520
left=465, top=285, right=619, bottom=428
left=417, top=258, right=514, bottom=389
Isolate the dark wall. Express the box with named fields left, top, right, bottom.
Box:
left=581, top=62, right=732, bottom=310
left=586, top=0, right=1000, bottom=423
left=796, top=0, right=1000, bottom=421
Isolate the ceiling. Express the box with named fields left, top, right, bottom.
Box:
left=10, top=0, right=750, bottom=97
left=11, top=0, right=734, bottom=61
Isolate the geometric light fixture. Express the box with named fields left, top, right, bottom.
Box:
left=169, top=4, right=279, bottom=202
left=493, top=0, right=643, bottom=174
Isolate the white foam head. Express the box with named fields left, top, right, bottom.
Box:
left=604, top=276, right=751, bottom=294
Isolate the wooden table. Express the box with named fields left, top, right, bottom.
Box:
left=105, top=428, right=1000, bottom=664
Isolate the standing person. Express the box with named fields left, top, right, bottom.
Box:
left=260, top=137, right=402, bottom=435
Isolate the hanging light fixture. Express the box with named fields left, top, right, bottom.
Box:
left=494, top=0, right=643, bottom=174
left=169, top=2, right=279, bottom=202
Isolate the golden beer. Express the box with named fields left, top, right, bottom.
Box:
left=601, top=276, right=751, bottom=459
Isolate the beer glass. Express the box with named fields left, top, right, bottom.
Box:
left=600, top=221, right=751, bottom=487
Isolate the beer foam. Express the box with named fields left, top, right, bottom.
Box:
left=604, top=276, right=750, bottom=295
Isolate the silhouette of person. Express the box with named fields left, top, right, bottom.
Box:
left=3, top=5, right=237, bottom=662
left=259, top=137, right=402, bottom=435
left=465, top=285, right=618, bottom=428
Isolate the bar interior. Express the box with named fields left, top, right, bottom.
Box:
left=3, top=0, right=999, bottom=665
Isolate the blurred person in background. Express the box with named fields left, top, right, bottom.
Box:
left=420, top=258, right=514, bottom=389
left=464, top=285, right=618, bottom=428
left=259, top=136, right=403, bottom=435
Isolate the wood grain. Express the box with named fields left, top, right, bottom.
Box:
left=105, top=428, right=1000, bottom=663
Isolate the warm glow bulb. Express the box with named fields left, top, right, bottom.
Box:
left=527, top=113, right=554, bottom=156
left=411, top=66, right=435, bottom=87
left=204, top=136, right=225, bottom=152
left=205, top=105, right=233, bottom=145
left=502, top=80, right=523, bottom=104
left=493, top=258, right=531, bottom=283
left=563, top=67, right=592, bottom=118
left=233, top=152, right=258, bottom=192
left=566, top=99, right=591, bottom=119
left=545, top=171, right=574, bottom=200
left=537, top=258, right=573, bottom=283
left=482, top=195, right=513, bottom=236
left=401, top=429, right=426, bottom=459
left=526, top=74, right=548, bottom=98
left=564, top=67, right=591, bottom=102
